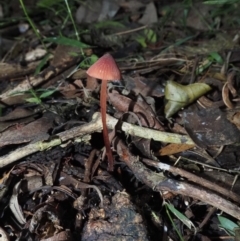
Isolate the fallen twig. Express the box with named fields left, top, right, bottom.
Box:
left=0, top=112, right=194, bottom=168
left=115, top=138, right=240, bottom=220
left=142, top=158, right=240, bottom=204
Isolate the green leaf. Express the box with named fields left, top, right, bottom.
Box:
left=68, top=52, right=80, bottom=57
left=135, top=37, right=147, bottom=48
left=164, top=80, right=211, bottom=118
left=79, top=55, right=99, bottom=68
left=44, top=36, right=91, bottom=48
left=25, top=97, right=41, bottom=104
left=165, top=203, right=195, bottom=230
left=34, top=52, right=51, bottom=75
left=196, top=58, right=213, bottom=75
left=39, top=89, right=57, bottom=99
left=144, top=29, right=157, bottom=43
left=136, top=29, right=157, bottom=47
left=208, top=52, right=223, bottom=64
left=218, top=216, right=239, bottom=235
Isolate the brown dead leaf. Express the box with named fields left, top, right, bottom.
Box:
left=124, top=75, right=164, bottom=97
left=0, top=115, right=36, bottom=133
left=51, top=45, right=79, bottom=66
left=0, top=61, right=41, bottom=81
left=0, top=107, right=36, bottom=132
left=59, top=82, right=82, bottom=99
left=222, top=82, right=233, bottom=109
left=184, top=108, right=240, bottom=148
left=158, top=143, right=195, bottom=156
left=227, top=71, right=237, bottom=97
left=71, top=68, right=87, bottom=80
left=108, top=90, right=163, bottom=130
left=132, top=137, right=152, bottom=159
left=86, top=76, right=99, bottom=91
left=228, top=111, right=240, bottom=130
left=0, top=113, right=55, bottom=148
left=0, top=108, right=35, bottom=121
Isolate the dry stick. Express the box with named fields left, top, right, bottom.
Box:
left=198, top=207, right=217, bottom=230
left=142, top=159, right=240, bottom=204
left=0, top=113, right=194, bottom=168
left=101, top=80, right=114, bottom=171
left=116, top=139, right=240, bottom=220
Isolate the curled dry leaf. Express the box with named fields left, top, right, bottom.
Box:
left=164, top=80, right=212, bottom=118
left=108, top=90, right=163, bottom=130
left=9, top=181, right=26, bottom=225
left=222, top=82, right=234, bottom=109
left=230, top=112, right=240, bottom=130
left=197, top=95, right=224, bottom=108
left=227, top=71, right=237, bottom=97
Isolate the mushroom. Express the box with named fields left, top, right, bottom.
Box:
left=86, top=53, right=121, bottom=171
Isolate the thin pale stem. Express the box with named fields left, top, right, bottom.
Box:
left=100, top=80, right=114, bottom=171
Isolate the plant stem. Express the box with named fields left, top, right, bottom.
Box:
left=64, top=0, right=84, bottom=56
left=100, top=80, right=114, bottom=171
left=19, top=0, right=46, bottom=50
left=165, top=206, right=185, bottom=241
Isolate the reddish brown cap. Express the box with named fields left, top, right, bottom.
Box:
left=86, top=53, right=121, bottom=81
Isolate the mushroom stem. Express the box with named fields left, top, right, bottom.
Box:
left=100, top=80, right=114, bottom=171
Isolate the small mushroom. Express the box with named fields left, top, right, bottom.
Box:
left=86, top=53, right=121, bottom=171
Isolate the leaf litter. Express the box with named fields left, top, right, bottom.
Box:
left=0, top=0, right=240, bottom=240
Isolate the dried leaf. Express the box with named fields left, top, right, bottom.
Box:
left=109, top=91, right=163, bottom=129
left=222, top=82, right=234, bottom=109
left=184, top=108, right=240, bottom=148
left=9, top=181, right=26, bottom=225
left=138, top=2, right=158, bottom=25
left=0, top=108, right=34, bottom=121
left=158, top=143, right=195, bottom=156
left=124, top=75, right=164, bottom=97
left=0, top=114, right=54, bottom=147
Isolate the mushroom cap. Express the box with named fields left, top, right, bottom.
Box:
left=86, top=53, right=121, bottom=81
